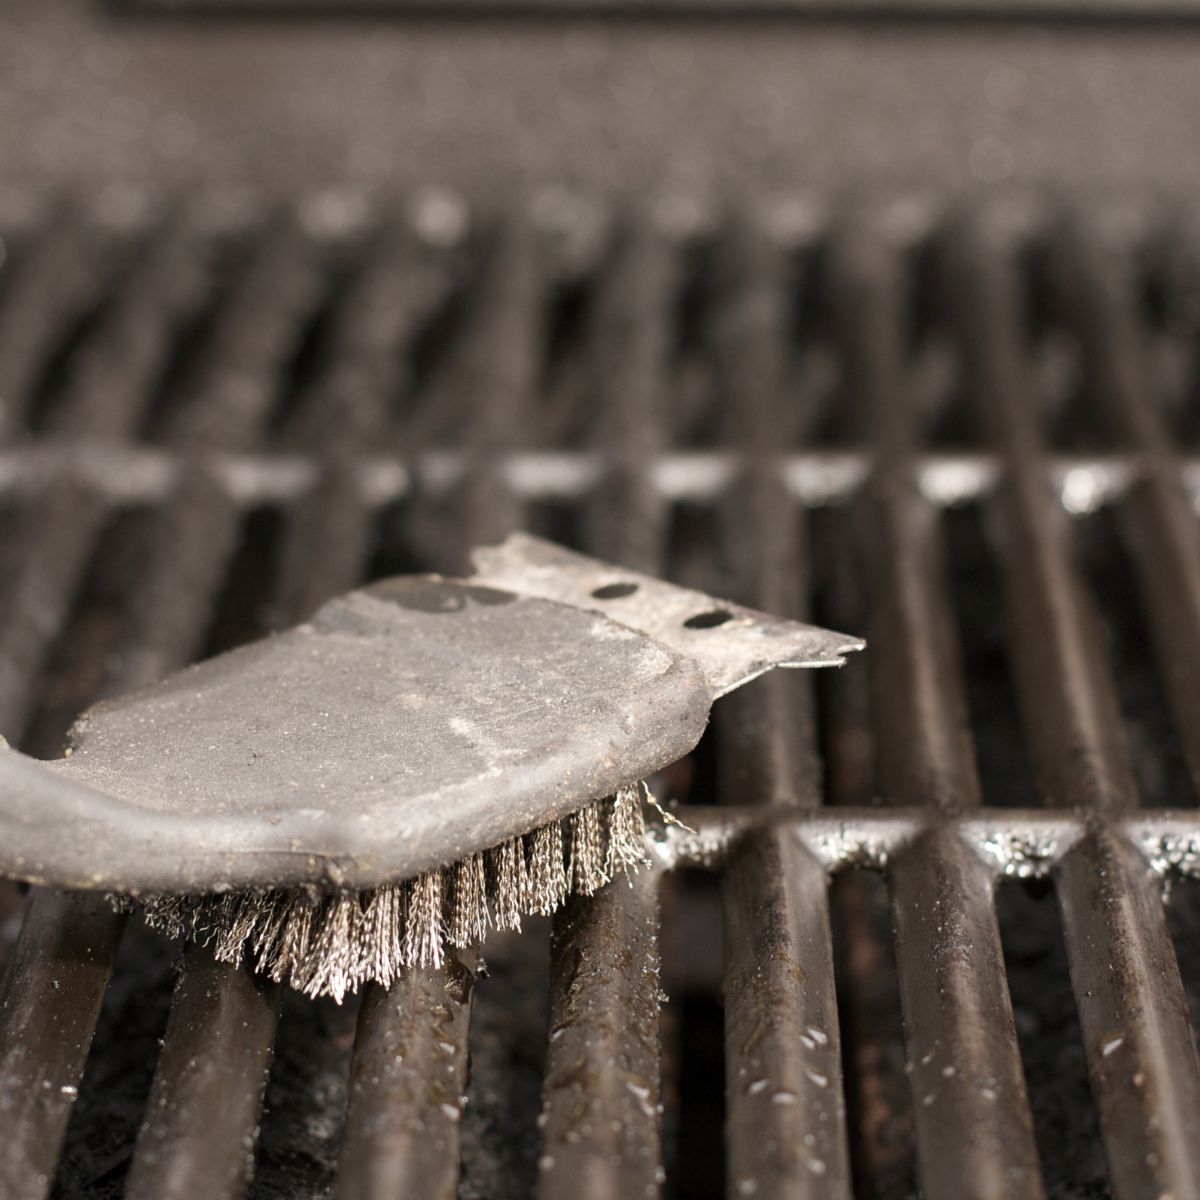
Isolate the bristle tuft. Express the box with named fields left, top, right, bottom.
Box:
left=526, top=821, right=568, bottom=916
left=568, top=802, right=608, bottom=895
left=488, top=837, right=527, bottom=932
left=606, top=783, right=651, bottom=877
left=139, top=782, right=655, bottom=1000
left=403, top=871, right=445, bottom=970
left=446, top=853, right=488, bottom=948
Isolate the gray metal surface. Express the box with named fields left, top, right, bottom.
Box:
left=0, top=194, right=1199, bottom=1200
left=0, top=534, right=855, bottom=893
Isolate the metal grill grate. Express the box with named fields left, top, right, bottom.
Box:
left=0, top=192, right=1199, bottom=1200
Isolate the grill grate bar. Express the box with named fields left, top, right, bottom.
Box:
left=539, top=872, right=664, bottom=1200
left=410, top=216, right=546, bottom=570
left=323, top=226, right=482, bottom=1200
left=124, top=945, right=279, bottom=1200
left=4, top=443, right=1196, bottom=509
left=118, top=220, right=335, bottom=1195
left=0, top=215, right=116, bottom=444
left=946, top=208, right=1200, bottom=1199
left=536, top=219, right=672, bottom=1198
left=1051, top=220, right=1200, bottom=804
left=0, top=217, right=213, bottom=742
left=828, top=218, right=1043, bottom=1200
left=945, top=211, right=1139, bottom=816
left=0, top=892, right=125, bottom=1200
left=704, top=219, right=852, bottom=1199
left=336, top=953, right=476, bottom=1200
left=1055, top=834, right=1200, bottom=1200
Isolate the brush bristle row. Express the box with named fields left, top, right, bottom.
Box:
left=139, top=785, right=653, bottom=1002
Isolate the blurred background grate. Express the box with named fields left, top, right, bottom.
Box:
left=0, top=192, right=1199, bottom=1200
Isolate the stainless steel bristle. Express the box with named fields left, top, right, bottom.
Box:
left=139, top=785, right=658, bottom=1001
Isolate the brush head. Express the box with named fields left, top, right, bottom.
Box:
left=0, top=532, right=862, bottom=902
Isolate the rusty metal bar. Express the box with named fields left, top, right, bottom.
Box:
left=104, top=217, right=327, bottom=695
left=335, top=954, right=476, bottom=1200
left=706, top=217, right=852, bottom=1199
left=0, top=217, right=214, bottom=741
left=722, top=833, right=847, bottom=1198
left=944, top=206, right=1200, bottom=1200
left=338, top=217, right=544, bottom=1196
left=119, top=218, right=330, bottom=1196
left=537, top=216, right=672, bottom=1200
left=410, top=216, right=545, bottom=570
left=944, top=212, right=1137, bottom=817
left=577, top=217, right=676, bottom=571
left=0, top=891, right=125, bottom=1200
left=1056, top=831, right=1200, bottom=1200
left=272, top=220, right=455, bottom=621
left=829, top=214, right=1045, bottom=1200
left=1049, top=218, right=1200, bottom=804
left=0, top=213, right=115, bottom=443
left=537, top=871, right=663, bottom=1200
left=124, top=944, right=279, bottom=1200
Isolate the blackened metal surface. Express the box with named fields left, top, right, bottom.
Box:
left=0, top=892, right=125, bottom=1200
left=0, top=196, right=1198, bottom=1200
left=335, top=952, right=475, bottom=1200
left=124, top=947, right=280, bottom=1200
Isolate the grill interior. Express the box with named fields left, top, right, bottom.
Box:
left=1, top=192, right=1200, bottom=1200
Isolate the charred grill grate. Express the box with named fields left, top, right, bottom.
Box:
left=0, top=192, right=1198, bottom=1199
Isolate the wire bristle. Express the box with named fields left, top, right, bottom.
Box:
left=568, top=801, right=608, bottom=895
left=138, top=784, right=655, bottom=1000
left=607, top=783, right=651, bottom=877
left=526, top=821, right=568, bottom=916
left=446, top=853, right=488, bottom=948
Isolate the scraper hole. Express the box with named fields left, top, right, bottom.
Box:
left=592, top=582, right=639, bottom=599
left=684, top=609, right=733, bottom=629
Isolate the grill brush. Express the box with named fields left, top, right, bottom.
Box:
left=0, top=533, right=862, bottom=1000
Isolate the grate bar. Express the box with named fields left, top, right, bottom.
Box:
left=577, top=218, right=676, bottom=570
left=723, top=833, right=848, bottom=1198
left=0, top=892, right=125, bottom=1200
left=1049, top=220, right=1200, bottom=805
left=0, top=218, right=213, bottom=741
left=335, top=954, right=476, bottom=1200
left=410, top=218, right=545, bottom=570
left=1055, top=833, right=1200, bottom=1200
left=538, top=872, right=663, bottom=1200
left=338, top=219, right=547, bottom=1194
left=0, top=214, right=115, bottom=443
left=945, top=208, right=1200, bottom=1199
left=536, top=219, right=671, bottom=1199
left=828, top=218, right=1044, bottom=1199
left=705, top=220, right=852, bottom=1199
left=944, top=211, right=1138, bottom=815
left=272, top=221, right=454, bottom=621
left=124, top=947, right=279, bottom=1200
left=119, top=219, right=332, bottom=1193
left=888, top=832, right=1045, bottom=1200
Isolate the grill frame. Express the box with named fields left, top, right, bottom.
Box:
left=0, top=193, right=1197, bottom=1200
